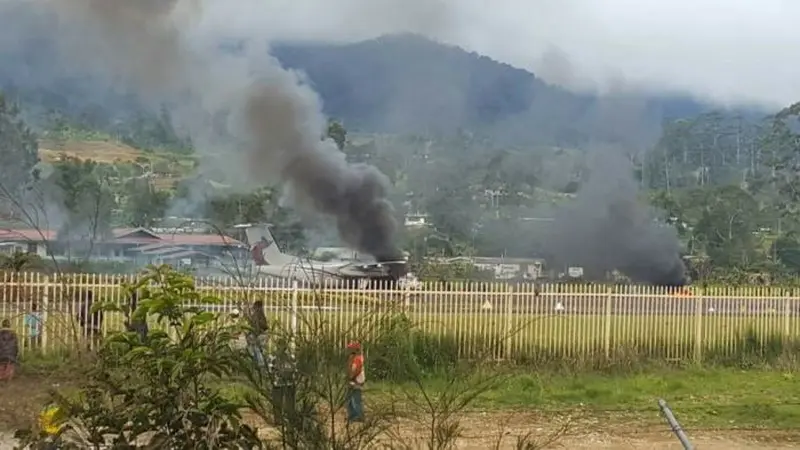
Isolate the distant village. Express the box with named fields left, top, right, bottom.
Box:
left=0, top=213, right=583, bottom=281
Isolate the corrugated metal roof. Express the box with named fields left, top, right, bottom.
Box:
left=140, top=246, right=186, bottom=256
left=0, top=229, right=58, bottom=241
left=135, top=242, right=170, bottom=252
left=159, top=250, right=206, bottom=259
left=0, top=228, right=243, bottom=247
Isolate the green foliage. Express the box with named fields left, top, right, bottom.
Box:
left=773, top=234, right=800, bottom=273
left=120, top=107, right=193, bottom=154
left=40, top=121, right=114, bottom=143
left=14, top=265, right=260, bottom=449
left=326, top=119, right=347, bottom=151
left=369, top=314, right=460, bottom=382
left=46, top=156, right=116, bottom=247
left=122, top=178, right=170, bottom=228
left=42, top=107, right=192, bottom=155
left=205, top=187, right=307, bottom=253
left=693, top=185, right=762, bottom=266
left=409, top=260, right=494, bottom=282
left=0, top=251, right=44, bottom=273
left=0, top=91, right=39, bottom=194
left=17, top=89, right=800, bottom=280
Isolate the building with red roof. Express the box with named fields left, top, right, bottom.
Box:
left=0, top=227, right=247, bottom=266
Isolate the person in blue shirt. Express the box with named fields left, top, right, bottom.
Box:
left=23, top=302, right=43, bottom=350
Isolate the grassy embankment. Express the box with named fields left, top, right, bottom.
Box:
left=4, top=358, right=800, bottom=434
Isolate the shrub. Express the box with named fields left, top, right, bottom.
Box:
left=369, top=313, right=461, bottom=382
left=14, top=265, right=261, bottom=449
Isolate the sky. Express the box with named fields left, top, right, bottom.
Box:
left=201, top=0, right=800, bottom=110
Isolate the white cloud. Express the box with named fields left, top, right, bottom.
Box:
left=205, top=0, right=800, bottom=109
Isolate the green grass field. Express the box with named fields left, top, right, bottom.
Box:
left=378, top=368, right=800, bottom=429
left=3, top=301, right=798, bottom=365
left=215, top=366, right=800, bottom=431
left=4, top=360, right=800, bottom=438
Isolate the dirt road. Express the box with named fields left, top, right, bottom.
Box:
left=397, top=412, right=800, bottom=449
left=1, top=421, right=797, bottom=449
left=2, top=375, right=799, bottom=449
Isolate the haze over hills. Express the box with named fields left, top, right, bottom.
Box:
left=0, top=30, right=757, bottom=148
left=270, top=34, right=742, bottom=144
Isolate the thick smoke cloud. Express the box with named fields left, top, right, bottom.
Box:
left=533, top=85, right=686, bottom=285
left=241, top=83, right=398, bottom=259
left=29, top=0, right=404, bottom=260
left=0, top=0, right=693, bottom=278
left=541, top=148, right=686, bottom=285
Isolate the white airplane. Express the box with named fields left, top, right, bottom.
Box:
left=234, top=223, right=408, bottom=287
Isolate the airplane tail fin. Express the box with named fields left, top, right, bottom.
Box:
left=244, top=224, right=288, bottom=266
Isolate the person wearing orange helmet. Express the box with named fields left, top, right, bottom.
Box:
left=345, top=340, right=365, bottom=422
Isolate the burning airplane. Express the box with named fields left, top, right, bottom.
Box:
left=231, top=223, right=408, bottom=287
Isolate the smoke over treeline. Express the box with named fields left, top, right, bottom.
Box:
left=538, top=90, right=687, bottom=285
left=1, top=0, right=404, bottom=261
left=0, top=0, right=692, bottom=281
left=539, top=148, right=686, bottom=285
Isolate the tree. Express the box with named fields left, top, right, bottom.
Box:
left=646, top=113, right=763, bottom=191
left=0, top=91, right=40, bottom=214
left=47, top=156, right=116, bottom=257
left=0, top=251, right=44, bottom=273
left=123, top=178, right=171, bottom=228
left=326, top=119, right=347, bottom=151
left=760, top=104, right=800, bottom=226
left=206, top=188, right=307, bottom=253
left=773, top=234, right=800, bottom=273
left=692, top=185, right=761, bottom=268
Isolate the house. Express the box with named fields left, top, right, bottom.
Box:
left=471, top=256, right=545, bottom=280
left=404, top=213, right=429, bottom=228
left=435, top=255, right=546, bottom=280
left=0, top=229, right=57, bottom=258
left=0, top=227, right=247, bottom=266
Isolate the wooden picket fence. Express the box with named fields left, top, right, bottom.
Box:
left=1, top=272, right=799, bottom=363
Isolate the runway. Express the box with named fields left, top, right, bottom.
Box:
left=0, top=292, right=795, bottom=318
left=396, top=293, right=795, bottom=317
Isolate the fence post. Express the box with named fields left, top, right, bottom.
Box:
left=783, top=289, right=792, bottom=341
left=290, top=280, right=298, bottom=357
left=41, top=274, right=50, bottom=355
left=503, top=284, right=514, bottom=360
left=693, top=287, right=704, bottom=364
left=604, top=287, right=612, bottom=359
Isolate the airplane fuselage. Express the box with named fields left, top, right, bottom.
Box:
left=253, top=258, right=404, bottom=287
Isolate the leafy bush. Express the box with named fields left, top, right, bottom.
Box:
left=369, top=313, right=460, bottom=382
left=14, top=265, right=261, bottom=449
left=14, top=265, right=538, bottom=450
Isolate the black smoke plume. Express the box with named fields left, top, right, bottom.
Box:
left=27, top=0, right=402, bottom=260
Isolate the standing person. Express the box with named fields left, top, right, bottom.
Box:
left=124, top=290, right=148, bottom=341
left=77, top=290, right=104, bottom=350
left=246, top=300, right=268, bottom=368
left=24, top=302, right=43, bottom=350
left=0, top=319, right=19, bottom=381
left=345, top=341, right=365, bottom=423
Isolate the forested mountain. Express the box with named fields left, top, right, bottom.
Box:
left=272, top=34, right=716, bottom=143
left=0, top=29, right=729, bottom=147
left=3, top=17, right=799, bottom=283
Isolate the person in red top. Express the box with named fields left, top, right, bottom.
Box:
left=346, top=341, right=365, bottom=422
